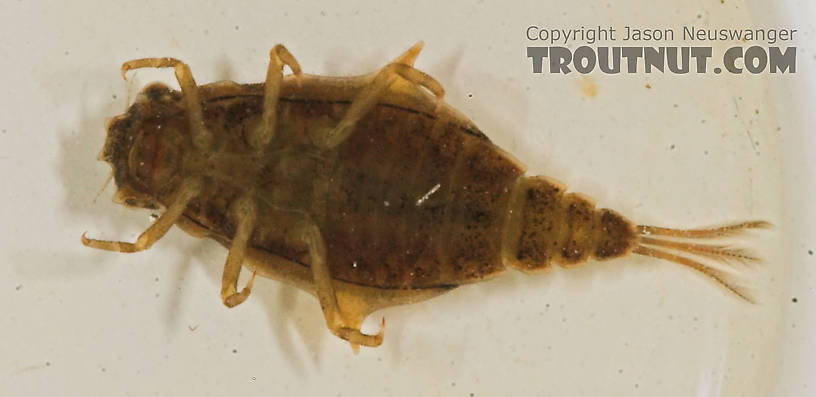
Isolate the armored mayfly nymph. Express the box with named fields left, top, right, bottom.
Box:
left=83, top=42, right=768, bottom=350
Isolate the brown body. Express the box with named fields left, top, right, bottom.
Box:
left=107, top=77, right=635, bottom=291
left=87, top=44, right=765, bottom=349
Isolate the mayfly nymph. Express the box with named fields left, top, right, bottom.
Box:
left=83, top=42, right=768, bottom=350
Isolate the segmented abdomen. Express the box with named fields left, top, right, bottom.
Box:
left=502, top=177, right=636, bottom=272
left=320, top=105, right=524, bottom=289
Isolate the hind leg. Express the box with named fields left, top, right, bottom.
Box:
left=294, top=221, right=385, bottom=348
left=319, top=44, right=445, bottom=149
left=121, top=58, right=213, bottom=150
left=82, top=178, right=203, bottom=252
left=249, top=45, right=303, bottom=149
left=391, top=41, right=425, bottom=66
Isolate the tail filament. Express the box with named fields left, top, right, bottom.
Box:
left=633, top=220, right=770, bottom=303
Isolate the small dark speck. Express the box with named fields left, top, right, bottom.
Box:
left=792, top=297, right=798, bottom=303
left=561, top=317, right=567, bottom=322
left=154, top=277, right=159, bottom=282
left=701, top=119, right=706, bottom=124
left=670, top=144, right=675, bottom=150
left=2, top=129, right=6, bottom=133
left=15, top=284, right=22, bottom=291
left=618, top=369, right=623, bottom=374
left=755, top=109, right=760, bottom=114
left=64, top=51, right=69, bottom=55
left=673, top=103, right=678, bottom=108
left=545, top=303, right=550, bottom=308
left=101, top=367, right=106, bottom=372
left=45, top=362, right=50, bottom=366
left=467, top=93, right=473, bottom=98
left=234, top=25, right=240, bottom=30
left=704, top=150, right=709, bottom=155
left=451, top=382, right=456, bottom=387
left=320, top=10, right=326, bottom=16
left=808, top=250, right=813, bottom=255
left=154, top=293, right=160, bottom=298
left=634, top=383, right=639, bottom=388
left=232, top=349, right=238, bottom=354
left=251, top=376, right=256, bottom=381
left=112, top=94, right=117, bottom=100
left=645, top=84, right=651, bottom=89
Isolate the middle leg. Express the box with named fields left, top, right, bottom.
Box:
left=220, top=195, right=259, bottom=308
left=248, top=44, right=303, bottom=150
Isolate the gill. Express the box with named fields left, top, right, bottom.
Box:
left=93, top=69, right=138, bottom=203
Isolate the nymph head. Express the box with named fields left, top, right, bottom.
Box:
left=101, top=82, right=188, bottom=209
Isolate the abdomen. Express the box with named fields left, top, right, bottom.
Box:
left=319, top=104, right=525, bottom=289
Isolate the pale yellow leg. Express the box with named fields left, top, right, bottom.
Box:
left=249, top=45, right=303, bottom=149
left=220, top=195, right=259, bottom=308
left=121, top=58, right=213, bottom=150
left=295, top=221, right=385, bottom=348
left=391, top=41, right=424, bottom=66
left=82, top=178, right=203, bottom=252
left=320, top=59, right=445, bottom=149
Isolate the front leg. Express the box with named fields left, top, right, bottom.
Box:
left=295, top=220, right=385, bottom=348
left=82, top=177, right=203, bottom=252
left=121, top=58, right=213, bottom=150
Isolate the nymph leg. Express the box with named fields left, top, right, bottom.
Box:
left=220, top=195, right=259, bottom=308
left=82, top=178, right=203, bottom=252
left=295, top=220, right=385, bottom=348
left=319, top=51, right=444, bottom=149
left=249, top=45, right=303, bottom=149
left=121, top=58, right=213, bottom=150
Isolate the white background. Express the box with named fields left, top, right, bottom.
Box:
left=1, top=1, right=814, bottom=396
